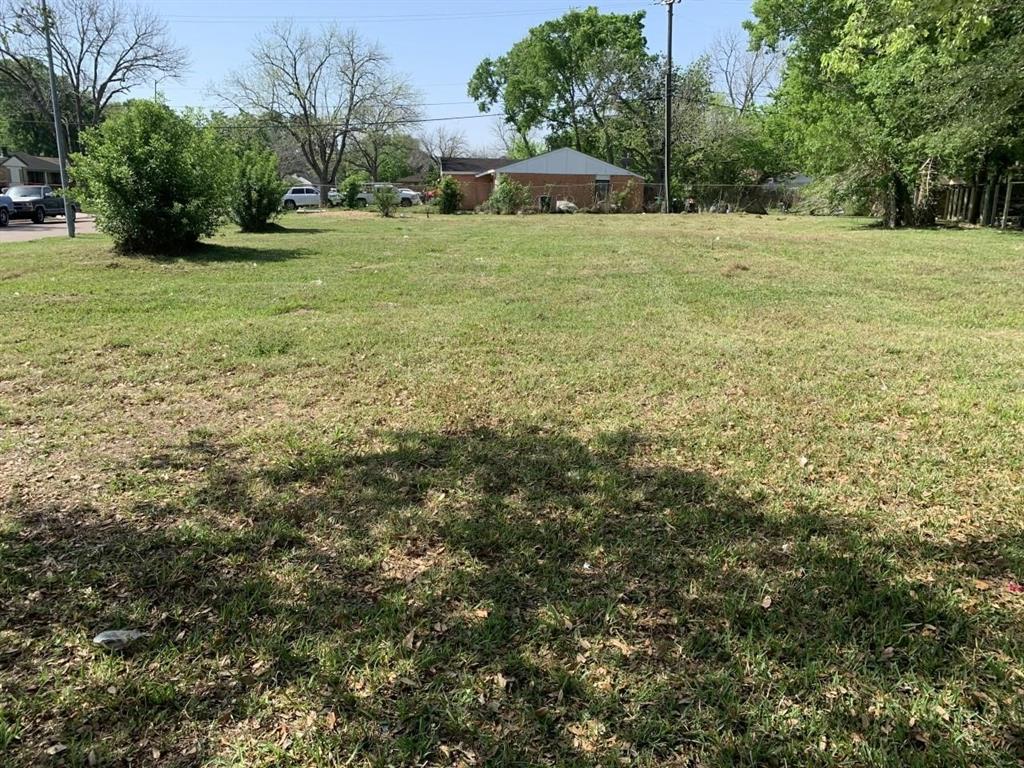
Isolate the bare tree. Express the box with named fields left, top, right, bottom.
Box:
left=708, top=29, right=783, bottom=113
left=0, top=0, right=186, bottom=149
left=419, top=125, right=469, bottom=168
left=490, top=117, right=541, bottom=159
left=225, top=23, right=411, bottom=202
left=348, top=75, right=421, bottom=180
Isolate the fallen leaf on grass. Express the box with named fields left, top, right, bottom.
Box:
left=798, top=456, right=809, bottom=468
left=761, top=595, right=773, bottom=610
left=974, top=579, right=992, bottom=591
left=1006, top=581, right=1024, bottom=595
left=46, top=744, right=68, bottom=756
left=403, top=629, right=416, bottom=650
left=324, top=711, right=337, bottom=731
left=881, top=646, right=895, bottom=660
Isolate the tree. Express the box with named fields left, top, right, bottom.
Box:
left=229, top=145, right=285, bottom=232
left=0, top=0, right=185, bottom=151
left=709, top=29, right=783, bottom=113
left=748, top=0, right=1024, bottom=227
left=468, top=7, right=655, bottom=164
left=491, top=118, right=541, bottom=159
left=348, top=75, right=420, bottom=181
left=0, top=59, right=59, bottom=155
left=419, top=125, right=468, bottom=167
left=71, top=101, right=232, bottom=254
left=225, top=23, right=415, bottom=204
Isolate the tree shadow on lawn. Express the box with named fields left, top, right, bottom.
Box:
left=173, top=243, right=310, bottom=264
left=1, top=426, right=1021, bottom=766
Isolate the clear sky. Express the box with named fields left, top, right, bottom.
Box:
left=136, top=0, right=755, bottom=151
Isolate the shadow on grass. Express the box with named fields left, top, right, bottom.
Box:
left=175, top=242, right=309, bottom=263
left=1, top=426, right=1019, bottom=766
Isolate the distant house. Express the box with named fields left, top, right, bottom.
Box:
left=0, top=149, right=64, bottom=189
left=442, top=148, right=644, bottom=212
left=439, top=157, right=510, bottom=210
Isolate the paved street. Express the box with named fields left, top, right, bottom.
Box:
left=0, top=215, right=97, bottom=244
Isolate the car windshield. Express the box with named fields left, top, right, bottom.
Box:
left=6, top=186, right=42, bottom=197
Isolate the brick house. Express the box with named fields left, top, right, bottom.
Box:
left=449, top=148, right=644, bottom=212
left=438, top=157, right=510, bottom=210
left=0, top=149, right=64, bottom=189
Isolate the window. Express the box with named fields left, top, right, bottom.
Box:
left=595, top=179, right=610, bottom=203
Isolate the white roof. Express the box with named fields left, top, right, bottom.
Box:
left=487, top=147, right=642, bottom=178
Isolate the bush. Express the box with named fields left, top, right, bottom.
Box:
left=342, top=173, right=367, bottom=209
left=485, top=176, right=532, bottom=215
left=230, top=146, right=285, bottom=232
left=71, top=101, right=232, bottom=255
left=375, top=187, right=397, bottom=218
left=437, top=175, right=462, bottom=214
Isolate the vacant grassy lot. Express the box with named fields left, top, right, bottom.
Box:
left=1, top=212, right=1023, bottom=766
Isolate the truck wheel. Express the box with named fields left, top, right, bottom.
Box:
left=284, top=200, right=297, bottom=210
left=355, top=199, right=367, bottom=208
left=0, top=208, right=8, bottom=227
left=400, top=198, right=412, bottom=207
left=32, top=207, right=45, bottom=224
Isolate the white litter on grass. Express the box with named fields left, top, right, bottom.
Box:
left=311, top=279, right=323, bottom=286
left=93, top=629, right=147, bottom=651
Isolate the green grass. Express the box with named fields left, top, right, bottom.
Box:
left=2, top=210, right=1024, bottom=766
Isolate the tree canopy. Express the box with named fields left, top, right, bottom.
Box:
left=748, top=0, right=1024, bottom=225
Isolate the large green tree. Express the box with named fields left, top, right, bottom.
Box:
left=468, top=7, right=656, bottom=165
left=748, top=0, right=1024, bottom=226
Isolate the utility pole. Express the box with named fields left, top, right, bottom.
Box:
left=41, top=0, right=75, bottom=237
left=663, top=0, right=678, bottom=214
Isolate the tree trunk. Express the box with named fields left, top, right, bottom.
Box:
left=886, top=172, right=914, bottom=228
left=967, top=178, right=980, bottom=224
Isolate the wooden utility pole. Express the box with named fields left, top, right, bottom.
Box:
left=663, top=0, right=679, bottom=214
left=41, top=0, right=75, bottom=237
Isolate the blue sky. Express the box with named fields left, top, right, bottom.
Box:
left=137, top=0, right=755, bottom=150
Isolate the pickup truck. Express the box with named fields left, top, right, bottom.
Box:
left=0, top=193, right=11, bottom=227
left=3, top=184, right=79, bottom=224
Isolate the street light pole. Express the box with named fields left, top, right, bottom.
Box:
left=663, top=0, right=678, bottom=214
left=41, top=0, right=75, bottom=237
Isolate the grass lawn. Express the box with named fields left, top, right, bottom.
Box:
left=1, top=211, right=1023, bottom=766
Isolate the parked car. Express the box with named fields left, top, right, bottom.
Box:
left=0, top=193, right=11, bottom=227
left=281, top=185, right=343, bottom=210
left=355, top=183, right=420, bottom=208
left=4, top=185, right=78, bottom=224
left=281, top=186, right=321, bottom=210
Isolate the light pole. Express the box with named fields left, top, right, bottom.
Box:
left=41, top=0, right=75, bottom=237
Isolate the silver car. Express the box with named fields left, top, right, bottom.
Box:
left=0, top=193, right=11, bottom=227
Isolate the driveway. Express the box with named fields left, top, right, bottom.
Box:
left=0, top=215, right=97, bottom=243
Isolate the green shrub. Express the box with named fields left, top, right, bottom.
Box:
left=375, top=186, right=397, bottom=218
left=71, top=101, right=232, bottom=255
left=485, top=176, right=533, bottom=214
left=437, top=175, right=462, bottom=214
left=342, top=173, right=367, bottom=209
left=230, top=146, right=285, bottom=232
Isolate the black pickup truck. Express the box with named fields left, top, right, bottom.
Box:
left=3, top=185, right=79, bottom=224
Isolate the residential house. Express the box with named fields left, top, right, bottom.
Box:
left=439, top=157, right=510, bottom=210
left=0, top=149, right=64, bottom=189
left=442, top=148, right=644, bottom=212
